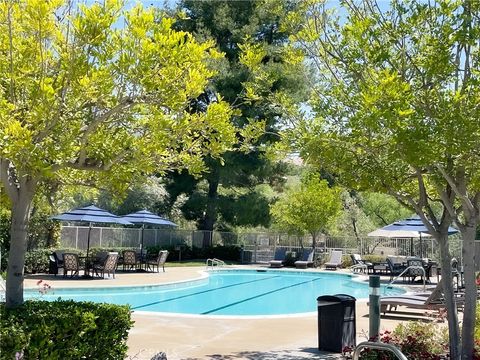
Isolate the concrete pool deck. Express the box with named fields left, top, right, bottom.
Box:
left=25, top=266, right=446, bottom=360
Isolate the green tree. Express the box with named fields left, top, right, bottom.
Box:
left=164, top=0, right=309, bottom=241
left=0, top=0, right=240, bottom=307
left=360, top=193, right=413, bottom=228
left=270, top=175, right=342, bottom=248
left=272, top=0, right=479, bottom=357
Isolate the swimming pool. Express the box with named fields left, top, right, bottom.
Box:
left=26, top=269, right=404, bottom=316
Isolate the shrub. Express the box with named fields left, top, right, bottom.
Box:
left=24, top=248, right=84, bottom=274
left=24, top=249, right=54, bottom=274
left=341, top=255, right=352, bottom=268
left=146, top=244, right=242, bottom=262
left=0, top=209, right=11, bottom=272
left=27, top=214, right=60, bottom=250
left=475, top=301, right=480, bottom=358
left=0, top=300, right=133, bottom=360
left=362, top=255, right=386, bottom=264
left=202, top=245, right=241, bottom=261
left=89, top=247, right=135, bottom=258
left=343, top=321, right=449, bottom=359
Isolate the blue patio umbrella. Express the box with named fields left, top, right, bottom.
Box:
left=51, top=205, right=132, bottom=259
left=121, top=210, right=177, bottom=251
left=368, top=216, right=458, bottom=256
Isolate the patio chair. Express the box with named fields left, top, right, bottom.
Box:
left=406, top=258, right=424, bottom=283
left=92, top=252, right=119, bottom=279
left=324, top=250, right=343, bottom=270
left=269, top=247, right=287, bottom=268
left=146, top=250, right=169, bottom=273
left=386, top=257, right=407, bottom=281
left=294, top=248, right=315, bottom=269
left=63, top=253, right=81, bottom=278
left=121, top=250, right=138, bottom=271
left=49, top=250, right=65, bottom=276
left=350, top=254, right=373, bottom=273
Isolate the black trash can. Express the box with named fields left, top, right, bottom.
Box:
left=317, top=294, right=356, bottom=353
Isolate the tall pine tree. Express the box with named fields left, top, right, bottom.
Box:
left=164, top=0, right=309, bottom=243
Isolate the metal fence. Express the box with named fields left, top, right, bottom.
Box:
left=59, top=225, right=478, bottom=266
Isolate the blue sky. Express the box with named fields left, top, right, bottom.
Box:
left=87, top=0, right=392, bottom=13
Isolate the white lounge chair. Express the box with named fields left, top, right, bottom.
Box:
left=324, top=250, right=343, bottom=270
left=378, top=282, right=464, bottom=314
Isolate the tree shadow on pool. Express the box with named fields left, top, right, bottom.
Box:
left=183, top=347, right=343, bottom=359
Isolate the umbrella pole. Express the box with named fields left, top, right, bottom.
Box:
left=141, top=224, right=145, bottom=253
left=86, top=223, right=92, bottom=259
left=420, top=233, right=423, bottom=258
left=82, top=223, right=93, bottom=279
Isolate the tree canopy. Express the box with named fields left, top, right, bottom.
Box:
left=163, top=0, right=309, bottom=236
left=266, top=0, right=479, bottom=358
left=0, top=0, right=242, bottom=307
left=270, top=174, right=341, bottom=247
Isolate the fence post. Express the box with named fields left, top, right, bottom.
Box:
left=99, top=227, right=103, bottom=248
left=254, top=234, right=258, bottom=263
left=75, top=226, right=79, bottom=249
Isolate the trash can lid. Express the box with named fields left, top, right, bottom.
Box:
left=317, top=294, right=356, bottom=302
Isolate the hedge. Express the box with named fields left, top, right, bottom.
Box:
left=23, top=247, right=137, bottom=274
left=0, top=300, right=133, bottom=360
left=146, top=244, right=242, bottom=262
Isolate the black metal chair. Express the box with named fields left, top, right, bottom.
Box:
left=63, top=253, right=81, bottom=278
left=121, top=250, right=138, bottom=271
left=386, top=257, right=407, bottom=281
left=48, top=250, right=65, bottom=276
left=406, top=258, right=424, bottom=283
left=92, top=252, right=119, bottom=279
left=146, top=250, right=169, bottom=273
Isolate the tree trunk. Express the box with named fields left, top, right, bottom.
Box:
left=460, top=223, right=477, bottom=360
left=201, top=177, right=219, bottom=248
left=5, top=186, right=35, bottom=308
left=437, top=234, right=461, bottom=359
left=311, top=233, right=317, bottom=250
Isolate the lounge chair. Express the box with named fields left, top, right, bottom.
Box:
left=378, top=282, right=463, bottom=314
left=324, top=250, right=343, bottom=270
left=146, top=250, right=169, bottom=272
left=295, top=248, right=315, bottom=269
left=350, top=254, right=373, bottom=273
left=269, top=248, right=287, bottom=268
left=92, top=252, right=119, bottom=278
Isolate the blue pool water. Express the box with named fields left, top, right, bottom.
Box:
left=25, top=270, right=404, bottom=316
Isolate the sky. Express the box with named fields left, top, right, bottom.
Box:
left=85, top=0, right=393, bottom=14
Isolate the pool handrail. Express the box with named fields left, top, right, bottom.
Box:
left=353, top=341, right=408, bottom=360
left=388, top=265, right=426, bottom=291
left=206, top=258, right=225, bottom=270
